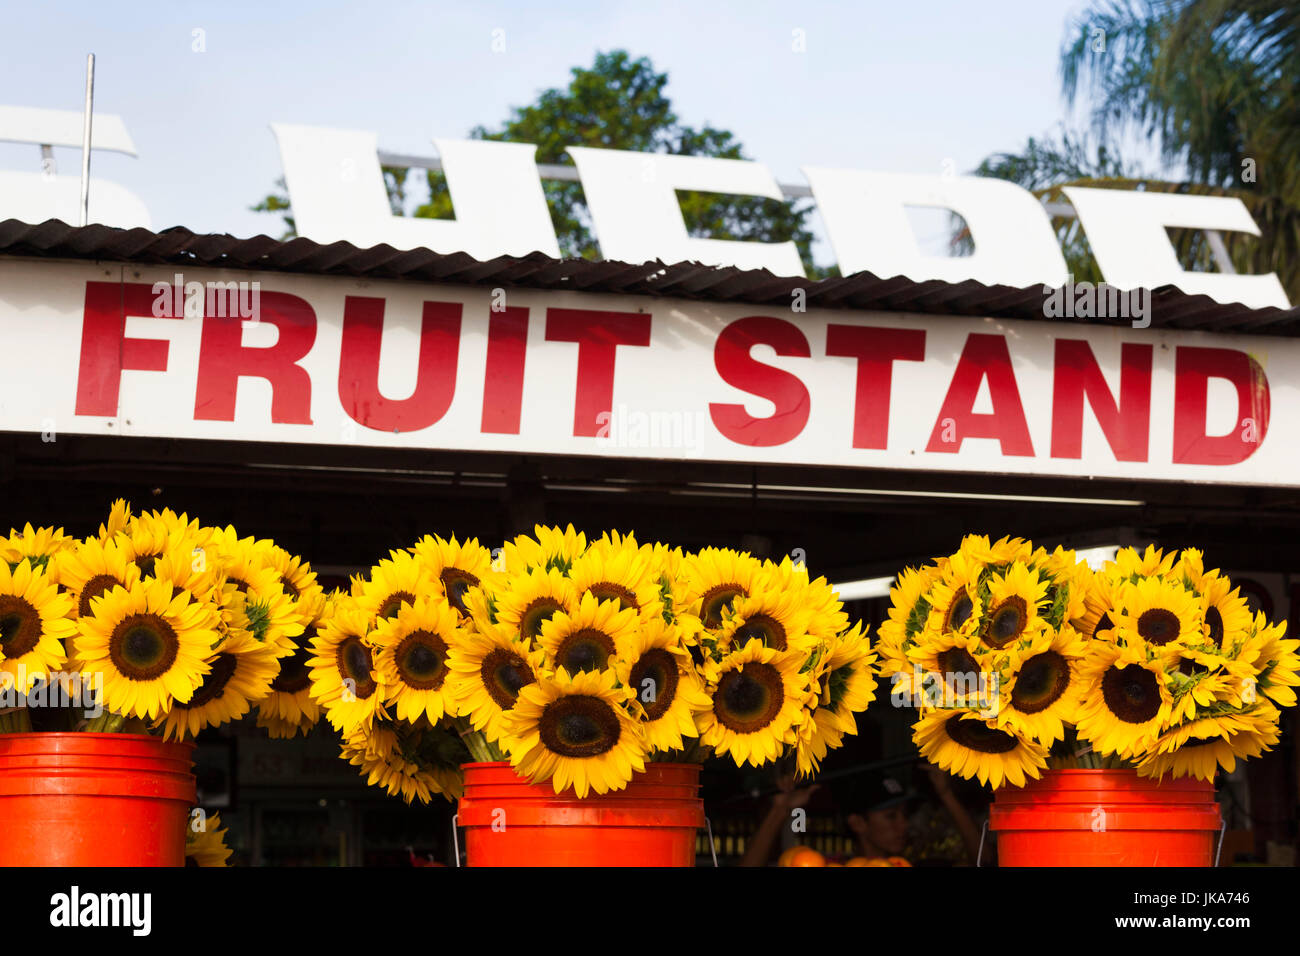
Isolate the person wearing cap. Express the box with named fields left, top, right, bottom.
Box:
left=844, top=772, right=913, bottom=861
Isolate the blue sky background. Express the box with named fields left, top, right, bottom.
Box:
left=0, top=0, right=1154, bottom=259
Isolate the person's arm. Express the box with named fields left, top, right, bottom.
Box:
left=926, top=765, right=983, bottom=865
left=738, top=776, right=819, bottom=867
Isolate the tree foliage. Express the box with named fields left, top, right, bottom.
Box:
left=972, top=0, right=1300, bottom=299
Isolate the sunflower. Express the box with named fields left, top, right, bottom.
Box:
left=923, top=551, right=984, bottom=640
left=680, top=547, right=763, bottom=639
left=537, top=590, right=638, bottom=675
left=503, top=667, right=648, bottom=798
left=0, top=558, right=75, bottom=690
left=72, top=578, right=217, bottom=720
left=211, top=534, right=304, bottom=658
left=355, top=550, right=437, bottom=623
left=1193, top=575, right=1253, bottom=652
left=410, top=534, right=502, bottom=617
left=446, top=624, right=545, bottom=744
left=492, top=566, right=576, bottom=644
left=260, top=542, right=325, bottom=609
left=876, top=565, right=941, bottom=686
left=186, top=812, right=233, bottom=867
left=796, top=623, right=878, bottom=775
left=697, top=638, right=811, bottom=768
left=1110, top=575, right=1203, bottom=651
left=1108, top=544, right=1176, bottom=582
left=501, top=524, right=588, bottom=575
left=97, top=499, right=133, bottom=544
left=2, top=523, right=75, bottom=579
left=1075, top=566, right=1119, bottom=642
left=979, top=562, right=1051, bottom=650
left=373, top=596, right=461, bottom=723
left=342, top=722, right=465, bottom=803
left=613, top=616, right=711, bottom=754
left=715, top=564, right=817, bottom=656
left=258, top=592, right=329, bottom=728
left=995, top=624, right=1087, bottom=745
left=1239, top=613, right=1300, bottom=708
left=117, top=509, right=208, bottom=579
left=565, top=542, right=665, bottom=622
left=903, top=629, right=989, bottom=710
left=1074, top=641, right=1174, bottom=758
left=1135, top=702, right=1281, bottom=781
left=912, top=710, right=1048, bottom=789
left=159, top=632, right=279, bottom=740
left=307, top=601, right=387, bottom=735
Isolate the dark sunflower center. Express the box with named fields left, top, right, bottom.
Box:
left=1137, top=608, right=1180, bottom=645
left=134, top=554, right=159, bottom=578
left=480, top=648, right=534, bottom=709
left=944, top=715, right=1019, bottom=753
left=281, top=579, right=300, bottom=600
left=555, top=627, right=615, bottom=673
left=714, top=662, right=784, bottom=734
left=108, top=613, right=180, bottom=681
left=177, top=653, right=238, bottom=709
left=396, top=629, right=448, bottom=690
left=440, top=568, right=480, bottom=615
left=1011, top=651, right=1069, bottom=714
left=630, top=648, right=679, bottom=720
left=1093, top=611, right=1115, bottom=640
left=1177, top=657, right=1204, bottom=678
left=1101, top=664, right=1161, bottom=723
left=0, top=595, right=41, bottom=658
left=227, top=576, right=250, bottom=594
left=1205, top=606, right=1225, bottom=648
left=734, top=613, right=788, bottom=651
left=377, top=590, right=416, bottom=620
left=983, top=596, right=1028, bottom=648
left=589, top=581, right=638, bottom=611
left=78, top=574, right=121, bottom=618
left=936, top=647, right=980, bottom=693
left=336, top=636, right=377, bottom=699
left=539, top=694, right=622, bottom=758
left=700, top=583, right=746, bottom=629
left=271, top=625, right=315, bottom=693
left=519, top=597, right=562, bottom=641
left=945, top=592, right=974, bottom=633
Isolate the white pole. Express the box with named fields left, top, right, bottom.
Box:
left=79, top=53, right=95, bottom=227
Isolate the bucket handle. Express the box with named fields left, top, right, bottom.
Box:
left=450, top=813, right=719, bottom=867
left=976, top=816, right=1229, bottom=869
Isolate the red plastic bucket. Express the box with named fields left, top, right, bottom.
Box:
left=457, top=761, right=704, bottom=867
left=989, top=769, right=1222, bottom=867
left=0, top=733, right=196, bottom=867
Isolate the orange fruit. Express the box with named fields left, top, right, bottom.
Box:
left=864, top=857, right=892, bottom=867
left=844, top=857, right=872, bottom=867
left=786, top=847, right=826, bottom=867
left=777, top=847, right=802, bottom=868
left=887, top=856, right=912, bottom=867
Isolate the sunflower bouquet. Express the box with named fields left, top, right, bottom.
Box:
left=0, top=501, right=326, bottom=742
left=876, top=536, right=1299, bottom=789
left=312, top=526, right=879, bottom=802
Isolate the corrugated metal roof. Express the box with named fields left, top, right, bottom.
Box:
left=2, top=217, right=1298, bottom=335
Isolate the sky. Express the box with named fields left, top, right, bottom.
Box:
left=0, top=0, right=1134, bottom=256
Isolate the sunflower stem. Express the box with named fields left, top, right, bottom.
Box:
left=83, top=711, right=126, bottom=734
left=0, top=707, right=32, bottom=734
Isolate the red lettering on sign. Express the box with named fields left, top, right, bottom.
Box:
left=1050, top=340, right=1152, bottom=461
left=710, top=316, right=811, bottom=447
left=926, top=333, right=1033, bottom=456
left=337, top=297, right=460, bottom=432
left=76, top=282, right=175, bottom=416
left=195, top=292, right=316, bottom=424
left=545, top=308, right=652, bottom=437
left=825, top=324, right=925, bottom=449
left=1172, top=346, right=1270, bottom=465
left=481, top=307, right=529, bottom=434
